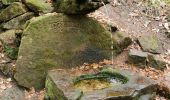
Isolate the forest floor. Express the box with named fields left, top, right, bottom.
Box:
left=0, top=0, right=170, bottom=100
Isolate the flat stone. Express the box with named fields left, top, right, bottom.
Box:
left=14, top=13, right=112, bottom=90
left=24, top=0, right=53, bottom=13
left=2, top=12, right=34, bottom=30
left=128, top=49, right=148, bottom=67
left=54, top=0, right=108, bottom=14
left=45, top=68, right=157, bottom=100
left=0, top=2, right=27, bottom=23
left=0, top=86, right=25, bottom=100
left=138, top=35, right=163, bottom=54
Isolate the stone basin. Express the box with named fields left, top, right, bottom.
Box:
left=45, top=67, right=157, bottom=100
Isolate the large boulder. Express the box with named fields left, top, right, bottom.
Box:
left=0, top=2, right=27, bottom=23
left=54, top=0, right=109, bottom=14
left=14, top=13, right=112, bottom=89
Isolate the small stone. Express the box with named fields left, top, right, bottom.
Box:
left=6, top=78, right=12, bottom=82
left=148, top=54, right=166, bottom=70
left=112, top=31, right=132, bottom=56
left=128, top=49, right=148, bottom=67
left=0, top=84, right=6, bottom=90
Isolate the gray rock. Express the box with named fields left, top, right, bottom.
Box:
left=3, top=12, right=34, bottom=30
left=45, top=68, right=157, bottom=100
left=0, top=2, right=27, bottom=23
left=138, top=35, right=163, bottom=54
left=148, top=54, right=166, bottom=70
left=54, top=0, right=109, bottom=14
left=14, top=13, right=112, bottom=90
left=0, top=86, right=25, bottom=100
left=128, top=49, right=148, bottom=67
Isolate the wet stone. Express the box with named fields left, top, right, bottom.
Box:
left=45, top=68, right=157, bottom=100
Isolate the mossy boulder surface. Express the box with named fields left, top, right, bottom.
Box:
left=138, top=35, right=163, bottom=54
left=14, top=13, right=112, bottom=89
left=0, top=2, right=27, bottom=23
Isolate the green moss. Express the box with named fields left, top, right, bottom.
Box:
left=2, top=0, right=18, bottom=5
left=73, top=68, right=129, bottom=85
left=3, top=42, right=18, bottom=60
left=25, top=0, right=53, bottom=13
left=45, top=76, right=68, bottom=100
left=0, top=2, right=27, bottom=23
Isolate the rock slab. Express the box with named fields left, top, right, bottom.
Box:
left=14, top=13, right=112, bottom=89
left=45, top=68, right=157, bottom=100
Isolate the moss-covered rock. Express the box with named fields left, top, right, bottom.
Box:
left=112, top=31, right=132, bottom=56
left=54, top=0, right=108, bottom=14
left=0, top=29, right=16, bottom=44
left=24, top=0, right=53, bottom=13
left=3, top=12, right=34, bottom=30
left=1, top=0, right=19, bottom=5
left=138, top=35, right=163, bottom=54
left=14, top=13, right=112, bottom=90
left=0, top=2, right=27, bottom=23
